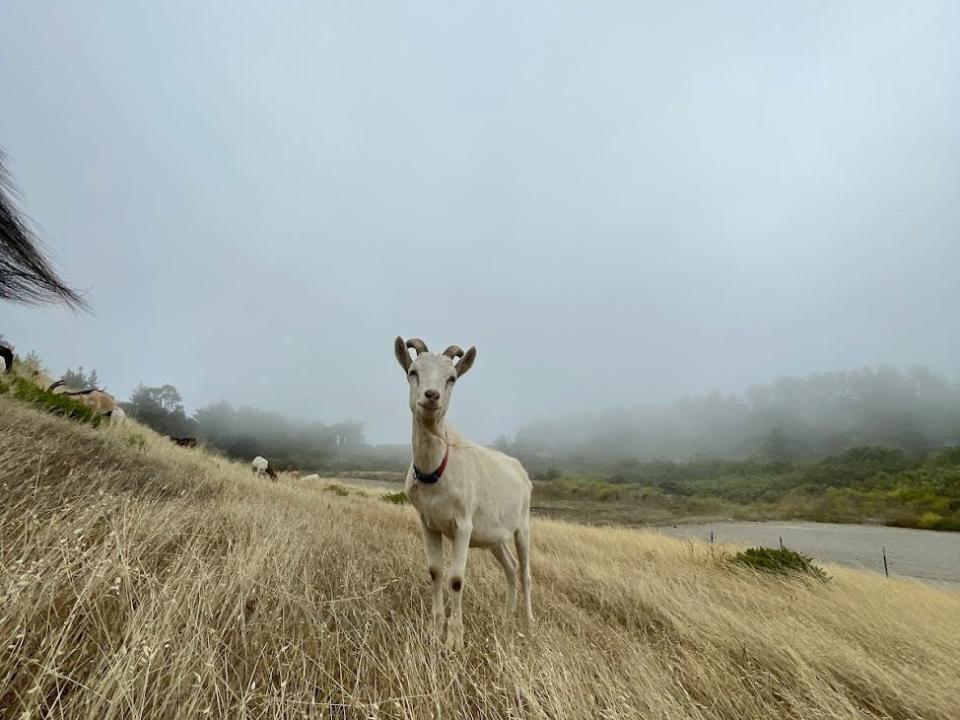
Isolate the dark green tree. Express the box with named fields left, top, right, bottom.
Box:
left=62, top=366, right=99, bottom=389
left=123, top=384, right=197, bottom=437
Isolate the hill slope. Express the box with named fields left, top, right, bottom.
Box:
left=2, top=396, right=959, bottom=719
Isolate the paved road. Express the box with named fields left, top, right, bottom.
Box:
left=660, top=521, right=960, bottom=585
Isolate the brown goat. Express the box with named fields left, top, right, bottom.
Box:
left=48, top=380, right=116, bottom=416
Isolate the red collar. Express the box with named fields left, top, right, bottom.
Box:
left=413, top=445, right=449, bottom=484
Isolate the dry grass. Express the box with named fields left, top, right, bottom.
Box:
left=2, top=396, right=959, bottom=719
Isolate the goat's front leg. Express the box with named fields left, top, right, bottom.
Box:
left=445, top=521, right=472, bottom=651
left=421, top=526, right=445, bottom=639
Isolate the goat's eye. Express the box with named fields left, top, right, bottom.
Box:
left=447, top=376, right=456, bottom=384
left=408, top=370, right=418, bottom=380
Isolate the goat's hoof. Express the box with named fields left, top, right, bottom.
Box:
left=444, top=630, right=464, bottom=651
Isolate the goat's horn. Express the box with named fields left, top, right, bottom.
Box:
left=406, top=338, right=429, bottom=355
left=443, top=345, right=464, bottom=360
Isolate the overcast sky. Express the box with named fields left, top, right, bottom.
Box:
left=1, top=2, right=958, bottom=443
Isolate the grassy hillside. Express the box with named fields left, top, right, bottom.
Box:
left=2, top=396, right=960, bottom=719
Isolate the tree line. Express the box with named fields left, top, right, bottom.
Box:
left=498, top=366, right=960, bottom=469
left=53, top=367, right=394, bottom=471
left=61, top=364, right=960, bottom=474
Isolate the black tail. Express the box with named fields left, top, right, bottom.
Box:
left=1, top=149, right=88, bottom=310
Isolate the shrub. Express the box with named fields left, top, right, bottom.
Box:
left=918, top=511, right=945, bottom=529
left=382, top=491, right=409, bottom=505
left=323, top=484, right=350, bottom=496
left=732, top=547, right=828, bottom=580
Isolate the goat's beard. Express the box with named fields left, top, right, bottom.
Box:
left=413, top=406, right=446, bottom=433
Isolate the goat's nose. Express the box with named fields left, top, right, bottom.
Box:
left=424, top=389, right=440, bottom=401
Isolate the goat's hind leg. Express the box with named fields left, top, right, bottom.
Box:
left=490, top=543, right=517, bottom=621
left=421, top=526, right=445, bottom=640
left=514, top=524, right=534, bottom=629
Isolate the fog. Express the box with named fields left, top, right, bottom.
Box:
left=1, top=2, right=958, bottom=444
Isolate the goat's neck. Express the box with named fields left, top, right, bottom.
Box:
left=411, top=415, right=447, bottom=471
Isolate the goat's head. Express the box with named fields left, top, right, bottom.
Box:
left=394, top=336, right=476, bottom=421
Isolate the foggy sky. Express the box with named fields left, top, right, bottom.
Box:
left=1, top=2, right=958, bottom=444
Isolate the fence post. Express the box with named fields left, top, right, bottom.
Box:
left=779, top=536, right=783, bottom=551
left=710, top=530, right=714, bottom=544
left=882, top=546, right=889, bottom=578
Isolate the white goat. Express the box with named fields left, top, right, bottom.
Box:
left=302, top=473, right=321, bottom=482
left=251, top=456, right=278, bottom=481
left=394, top=336, right=534, bottom=650
left=109, top=406, right=126, bottom=426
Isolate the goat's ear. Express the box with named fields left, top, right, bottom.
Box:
left=394, top=336, right=412, bottom=372
left=455, top=346, right=477, bottom=377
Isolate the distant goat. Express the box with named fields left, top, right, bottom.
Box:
left=48, top=380, right=118, bottom=419
left=252, top=456, right=279, bottom=481
left=109, top=406, right=126, bottom=426
left=394, top=336, right=534, bottom=650
left=0, top=343, right=11, bottom=374
left=171, top=436, right=197, bottom=448
left=302, top=473, right=320, bottom=482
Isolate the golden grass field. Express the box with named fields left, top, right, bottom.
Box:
left=2, top=395, right=960, bottom=719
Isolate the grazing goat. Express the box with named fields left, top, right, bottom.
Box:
left=302, top=473, right=321, bottom=482
left=48, top=380, right=117, bottom=417
left=109, top=406, right=126, bottom=426
left=252, top=456, right=278, bottom=481
left=0, top=343, right=11, bottom=374
left=171, top=436, right=197, bottom=448
left=394, top=336, right=534, bottom=650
